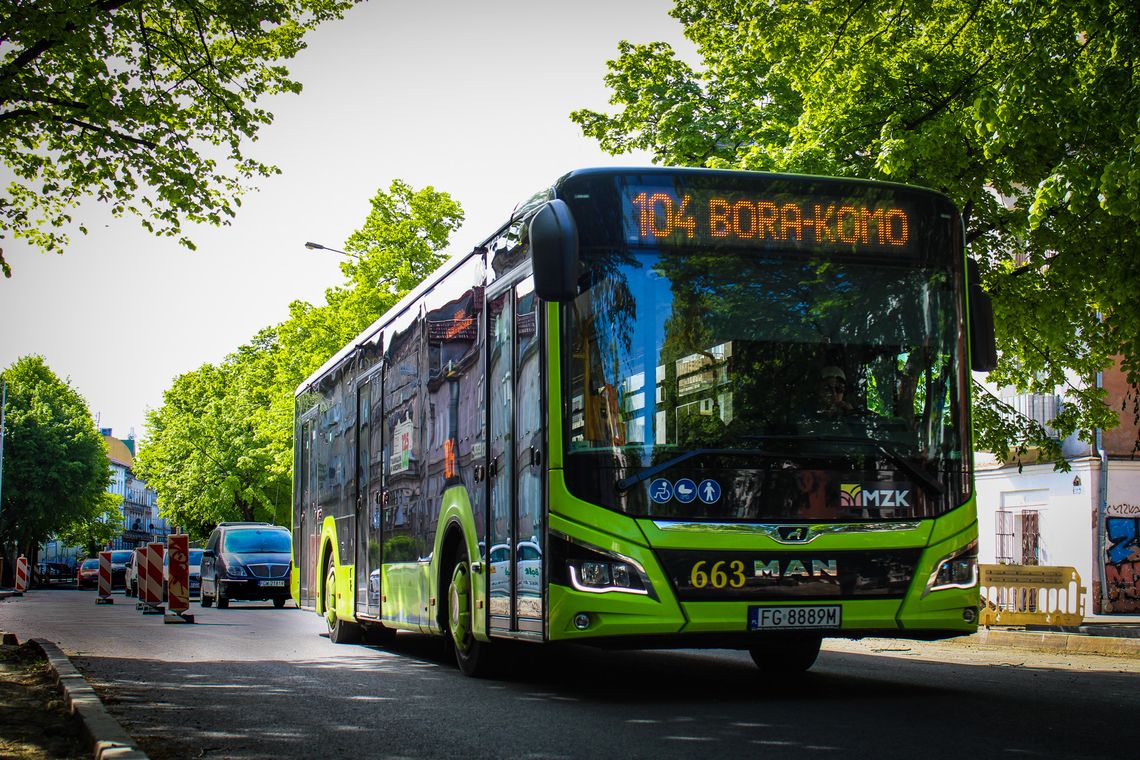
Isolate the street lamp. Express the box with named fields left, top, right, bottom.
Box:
left=304, top=241, right=359, bottom=259
left=305, top=240, right=396, bottom=289
left=0, top=378, right=6, bottom=522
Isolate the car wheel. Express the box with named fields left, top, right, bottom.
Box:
left=200, top=594, right=213, bottom=608
left=325, top=560, right=362, bottom=644
left=273, top=597, right=287, bottom=609
left=213, top=574, right=229, bottom=608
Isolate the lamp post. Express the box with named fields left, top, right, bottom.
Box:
left=304, top=241, right=359, bottom=259
left=304, top=240, right=398, bottom=291
left=0, top=378, right=6, bottom=522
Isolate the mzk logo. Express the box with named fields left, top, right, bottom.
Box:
left=841, top=482, right=912, bottom=510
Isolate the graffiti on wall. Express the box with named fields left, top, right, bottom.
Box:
left=1105, top=503, right=1140, bottom=613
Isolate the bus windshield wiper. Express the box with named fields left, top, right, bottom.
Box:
left=615, top=448, right=775, bottom=492
left=735, top=434, right=945, bottom=496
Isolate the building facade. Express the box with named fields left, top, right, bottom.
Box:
left=974, top=362, right=1140, bottom=614
left=102, top=430, right=170, bottom=549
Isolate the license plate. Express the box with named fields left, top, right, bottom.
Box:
left=258, top=580, right=285, bottom=587
left=749, top=605, right=841, bottom=630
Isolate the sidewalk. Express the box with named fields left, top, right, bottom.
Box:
left=961, top=613, right=1140, bottom=658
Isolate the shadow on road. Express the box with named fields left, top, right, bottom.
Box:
left=70, top=634, right=1133, bottom=760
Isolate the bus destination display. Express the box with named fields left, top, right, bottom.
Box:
left=627, top=188, right=912, bottom=252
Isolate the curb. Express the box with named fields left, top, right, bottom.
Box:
left=971, top=627, right=1140, bottom=658
left=30, top=638, right=150, bottom=760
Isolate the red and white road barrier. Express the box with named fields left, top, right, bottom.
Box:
left=145, top=542, right=164, bottom=613
left=14, top=555, right=28, bottom=592
left=163, top=534, right=194, bottom=624
left=96, top=551, right=114, bottom=603
left=134, top=547, right=147, bottom=607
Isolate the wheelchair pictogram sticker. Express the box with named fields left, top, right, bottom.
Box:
left=649, top=478, right=674, bottom=504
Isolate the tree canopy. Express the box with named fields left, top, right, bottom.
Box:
left=0, top=356, right=110, bottom=568
left=571, top=0, right=1139, bottom=464
left=0, top=0, right=355, bottom=276
left=134, top=180, right=463, bottom=536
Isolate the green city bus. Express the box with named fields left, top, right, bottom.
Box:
left=292, top=167, right=997, bottom=676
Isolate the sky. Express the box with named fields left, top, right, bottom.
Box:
left=0, top=0, right=696, bottom=441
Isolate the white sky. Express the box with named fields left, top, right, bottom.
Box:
left=0, top=1, right=695, bottom=441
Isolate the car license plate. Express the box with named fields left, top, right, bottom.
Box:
left=749, top=605, right=841, bottom=630
left=258, top=580, right=285, bottom=587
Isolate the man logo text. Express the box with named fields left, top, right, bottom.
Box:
left=754, top=559, right=838, bottom=578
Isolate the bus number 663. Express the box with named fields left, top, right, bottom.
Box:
left=689, top=560, right=747, bottom=590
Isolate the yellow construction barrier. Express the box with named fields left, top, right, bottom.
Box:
left=979, top=564, right=1086, bottom=627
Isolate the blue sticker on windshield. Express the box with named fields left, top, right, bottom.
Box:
left=649, top=478, right=674, bottom=504
left=674, top=478, right=697, bottom=503
left=698, top=479, right=722, bottom=504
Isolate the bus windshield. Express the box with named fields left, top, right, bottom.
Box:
left=562, top=244, right=969, bottom=522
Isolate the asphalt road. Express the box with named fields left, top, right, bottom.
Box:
left=2, top=587, right=1137, bottom=759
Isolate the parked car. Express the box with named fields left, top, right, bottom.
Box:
left=76, top=559, right=99, bottom=589
left=108, top=550, right=133, bottom=589
left=124, top=551, right=138, bottom=596
left=163, top=548, right=203, bottom=600
left=200, top=522, right=292, bottom=609
left=36, top=562, right=72, bottom=586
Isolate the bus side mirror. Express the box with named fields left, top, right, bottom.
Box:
left=530, top=199, right=579, bottom=302
left=967, top=258, right=997, bottom=372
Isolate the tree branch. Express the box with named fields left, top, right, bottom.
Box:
left=903, top=52, right=993, bottom=132
left=0, top=0, right=135, bottom=84
left=59, top=117, right=159, bottom=149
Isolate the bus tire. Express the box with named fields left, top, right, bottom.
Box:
left=748, top=636, right=822, bottom=674
left=325, top=559, right=362, bottom=644
left=447, top=548, right=495, bottom=677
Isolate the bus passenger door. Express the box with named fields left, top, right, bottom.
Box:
left=298, top=414, right=319, bottom=608
left=513, top=279, right=543, bottom=632
left=356, top=373, right=383, bottom=617
left=486, top=276, right=544, bottom=636
left=487, top=285, right=513, bottom=631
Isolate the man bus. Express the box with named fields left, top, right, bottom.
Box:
left=292, top=167, right=997, bottom=676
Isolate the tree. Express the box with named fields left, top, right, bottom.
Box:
left=136, top=179, right=463, bottom=533
left=55, top=492, right=125, bottom=557
left=0, top=0, right=355, bottom=277
left=571, top=0, right=1139, bottom=464
left=0, top=356, right=109, bottom=579
left=134, top=348, right=288, bottom=538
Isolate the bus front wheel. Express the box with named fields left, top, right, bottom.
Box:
left=325, top=560, right=362, bottom=644
left=447, top=550, right=494, bottom=677
left=749, top=636, right=822, bottom=674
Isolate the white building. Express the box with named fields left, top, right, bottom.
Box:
left=974, top=363, right=1140, bottom=614
left=102, top=430, right=170, bottom=549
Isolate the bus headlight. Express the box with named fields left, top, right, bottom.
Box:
left=551, top=532, right=655, bottom=598
left=569, top=560, right=647, bottom=594
left=924, top=540, right=978, bottom=595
